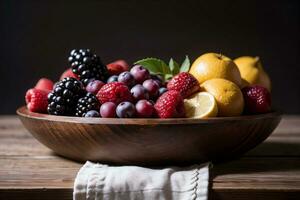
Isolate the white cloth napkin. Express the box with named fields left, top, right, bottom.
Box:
left=73, top=161, right=210, bottom=200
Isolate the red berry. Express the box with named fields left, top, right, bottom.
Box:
left=35, top=78, right=54, bottom=91
left=130, top=65, right=150, bottom=83
left=96, top=82, right=133, bottom=104
left=143, top=79, right=159, bottom=99
left=154, top=90, right=185, bottom=118
left=136, top=100, right=154, bottom=118
left=167, top=72, right=200, bottom=99
left=60, top=68, right=79, bottom=80
left=107, top=60, right=129, bottom=75
left=25, top=88, right=49, bottom=113
left=112, top=60, right=130, bottom=71
left=242, top=85, right=271, bottom=114
left=100, top=102, right=117, bottom=118
left=107, top=63, right=125, bottom=75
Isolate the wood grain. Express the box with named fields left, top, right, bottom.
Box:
left=16, top=106, right=281, bottom=165
left=0, top=115, right=300, bottom=199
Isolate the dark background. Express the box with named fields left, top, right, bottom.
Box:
left=0, top=0, right=299, bottom=114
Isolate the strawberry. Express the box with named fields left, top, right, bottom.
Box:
left=60, top=68, right=79, bottom=80
left=35, top=78, right=54, bottom=91
left=107, top=63, right=125, bottom=75
left=25, top=88, right=49, bottom=113
left=96, top=82, right=133, bottom=104
left=154, top=90, right=185, bottom=118
left=112, top=59, right=130, bottom=71
left=242, top=85, right=271, bottom=114
left=107, top=60, right=129, bottom=75
left=167, top=72, right=200, bottom=99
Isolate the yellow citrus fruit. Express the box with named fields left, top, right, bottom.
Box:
left=189, top=53, right=242, bottom=87
left=200, top=78, right=244, bottom=117
left=184, top=92, right=218, bottom=118
left=234, top=56, right=271, bottom=91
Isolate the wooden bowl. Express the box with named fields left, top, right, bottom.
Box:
left=17, top=106, right=281, bottom=165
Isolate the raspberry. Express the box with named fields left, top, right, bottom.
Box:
left=107, top=60, right=130, bottom=75
left=115, top=60, right=129, bottom=70
left=242, top=85, right=271, bottom=114
left=60, top=68, right=79, bottom=80
left=107, top=63, right=125, bottom=75
left=167, top=72, right=200, bottom=99
left=35, top=78, right=54, bottom=91
left=154, top=90, right=185, bottom=118
left=25, top=88, right=49, bottom=113
left=96, top=82, right=132, bottom=104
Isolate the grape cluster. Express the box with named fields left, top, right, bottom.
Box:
left=97, top=65, right=168, bottom=118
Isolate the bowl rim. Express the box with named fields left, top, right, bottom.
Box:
left=17, top=106, right=282, bottom=125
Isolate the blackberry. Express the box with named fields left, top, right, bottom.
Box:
left=47, top=77, right=85, bottom=116
left=68, top=49, right=109, bottom=85
left=75, top=93, right=100, bottom=117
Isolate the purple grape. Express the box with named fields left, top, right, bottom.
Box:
left=142, top=79, right=159, bottom=99
left=85, top=110, right=100, bottom=118
left=116, top=101, right=136, bottom=118
left=107, top=75, right=119, bottom=83
left=130, top=84, right=149, bottom=101
left=130, top=65, right=150, bottom=83
left=100, top=102, right=117, bottom=118
left=135, top=100, right=154, bottom=118
left=86, top=80, right=105, bottom=94
left=118, top=71, right=135, bottom=87
left=159, top=87, right=168, bottom=96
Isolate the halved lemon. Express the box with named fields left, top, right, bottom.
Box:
left=184, top=92, right=218, bottom=118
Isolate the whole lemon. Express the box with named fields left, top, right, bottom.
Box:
left=234, top=56, right=271, bottom=91
left=201, top=78, right=244, bottom=117
left=190, top=53, right=242, bottom=87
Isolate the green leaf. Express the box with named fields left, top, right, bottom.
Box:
left=134, top=58, right=161, bottom=74
left=180, top=55, right=190, bottom=72
left=164, top=74, right=173, bottom=80
left=134, top=58, right=170, bottom=75
left=169, top=58, right=180, bottom=75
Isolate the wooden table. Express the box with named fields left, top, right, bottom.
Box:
left=0, top=116, right=299, bottom=200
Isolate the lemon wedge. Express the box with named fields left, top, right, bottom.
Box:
left=184, top=92, right=218, bottom=118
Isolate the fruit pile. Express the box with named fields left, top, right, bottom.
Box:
left=25, top=50, right=272, bottom=118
